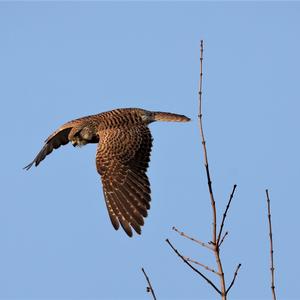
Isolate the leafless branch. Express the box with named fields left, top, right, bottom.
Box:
left=266, top=189, right=277, bottom=300
left=198, top=40, right=227, bottom=298
left=172, top=226, right=213, bottom=250
left=141, top=267, right=157, bottom=300
left=218, top=231, right=228, bottom=248
left=166, top=40, right=240, bottom=299
left=198, top=49, right=217, bottom=244
left=166, top=239, right=221, bottom=295
left=217, top=185, right=237, bottom=245
left=226, top=264, right=242, bottom=295
left=183, top=256, right=221, bottom=275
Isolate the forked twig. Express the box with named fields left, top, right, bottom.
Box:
left=266, top=189, right=277, bottom=300
left=172, top=226, right=213, bottom=250
left=217, top=185, right=237, bottom=245
left=166, top=239, right=221, bottom=295
left=141, top=267, right=157, bottom=300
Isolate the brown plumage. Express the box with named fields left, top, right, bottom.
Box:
left=25, top=108, right=190, bottom=237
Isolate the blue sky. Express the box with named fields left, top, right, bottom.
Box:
left=1, top=2, right=299, bottom=299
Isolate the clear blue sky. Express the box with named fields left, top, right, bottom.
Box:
left=1, top=2, right=299, bottom=299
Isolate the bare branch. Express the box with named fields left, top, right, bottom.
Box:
left=166, top=239, right=221, bottom=295
left=172, top=226, right=213, bottom=250
left=217, top=185, right=237, bottom=245
left=198, top=40, right=227, bottom=297
left=226, top=264, right=242, bottom=295
left=266, top=189, right=277, bottom=300
left=218, top=231, right=229, bottom=248
left=198, top=40, right=217, bottom=244
left=198, top=44, right=214, bottom=226
left=141, top=267, right=157, bottom=300
left=167, top=40, right=241, bottom=299
left=183, top=256, right=221, bottom=275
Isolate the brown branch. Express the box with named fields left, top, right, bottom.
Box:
left=226, top=264, right=241, bottom=295
left=198, top=40, right=227, bottom=298
left=217, top=185, right=237, bottom=245
left=218, top=231, right=228, bottom=248
left=141, top=267, right=157, bottom=300
left=198, top=40, right=217, bottom=245
left=183, top=256, right=221, bottom=275
left=167, top=40, right=240, bottom=299
left=266, top=189, right=277, bottom=300
left=172, top=226, right=213, bottom=250
left=166, top=239, right=221, bottom=295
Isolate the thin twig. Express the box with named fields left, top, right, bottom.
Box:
left=217, top=185, right=237, bottom=245
left=198, top=40, right=227, bottom=298
left=218, top=231, right=228, bottom=248
left=172, top=226, right=213, bottom=250
left=266, top=189, right=277, bottom=300
left=141, top=268, right=157, bottom=300
left=226, top=263, right=241, bottom=295
left=166, top=239, right=221, bottom=295
left=183, top=256, right=221, bottom=275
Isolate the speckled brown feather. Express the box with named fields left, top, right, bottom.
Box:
left=24, top=108, right=190, bottom=236
left=96, top=125, right=152, bottom=236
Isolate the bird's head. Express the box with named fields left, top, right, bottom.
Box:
left=138, top=109, right=155, bottom=124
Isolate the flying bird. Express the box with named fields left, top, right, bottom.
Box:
left=25, top=108, right=190, bottom=237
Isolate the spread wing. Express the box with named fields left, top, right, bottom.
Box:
left=96, top=125, right=153, bottom=237
left=24, top=118, right=86, bottom=170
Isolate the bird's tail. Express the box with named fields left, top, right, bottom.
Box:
left=152, top=111, right=190, bottom=122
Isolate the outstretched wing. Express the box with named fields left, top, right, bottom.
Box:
left=96, top=125, right=153, bottom=237
left=24, top=118, right=86, bottom=170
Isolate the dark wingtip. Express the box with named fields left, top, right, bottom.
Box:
left=124, top=227, right=133, bottom=238
left=23, top=161, right=34, bottom=171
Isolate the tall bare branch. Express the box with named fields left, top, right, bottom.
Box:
left=198, top=41, right=218, bottom=246
left=198, top=40, right=227, bottom=299
left=166, top=40, right=241, bottom=299
left=265, top=189, right=277, bottom=300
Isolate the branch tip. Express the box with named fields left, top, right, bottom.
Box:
left=217, top=184, right=237, bottom=245
left=141, top=267, right=157, bottom=300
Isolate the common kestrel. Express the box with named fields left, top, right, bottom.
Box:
left=25, top=108, right=190, bottom=236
